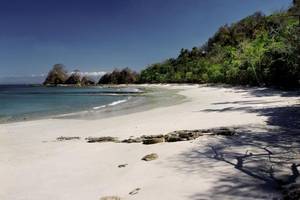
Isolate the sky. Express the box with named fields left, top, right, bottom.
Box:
left=0, top=0, right=293, bottom=83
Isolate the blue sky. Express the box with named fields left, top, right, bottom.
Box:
left=0, top=0, right=292, bottom=80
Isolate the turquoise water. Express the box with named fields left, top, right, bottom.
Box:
left=0, top=85, right=141, bottom=123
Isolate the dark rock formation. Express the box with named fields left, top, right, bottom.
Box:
left=81, top=76, right=95, bottom=86
left=43, top=64, right=68, bottom=85
left=65, top=70, right=81, bottom=85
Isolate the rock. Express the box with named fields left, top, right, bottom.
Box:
left=141, top=134, right=164, bottom=139
left=121, top=137, right=142, bottom=143
left=178, top=131, right=202, bottom=140
left=164, top=135, right=184, bottom=142
left=211, top=127, right=236, bottom=136
left=43, top=64, right=68, bottom=85
left=81, top=76, right=95, bottom=86
left=141, top=135, right=165, bottom=144
left=86, top=136, right=119, bottom=143
left=141, top=153, right=158, bottom=161
left=99, top=196, right=121, bottom=200
left=164, top=130, right=203, bottom=142
left=129, top=188, right=141, bottom=195
left=56, top=136, right=80, bottom=141
left=199, top=129, right=211, bottom=133
left=65, top=72, right=81, bottom=85
left=142, top=137, right=165, bottom=145
left=118, top=164, right=128, bottom=168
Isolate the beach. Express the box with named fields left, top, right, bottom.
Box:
left=0, top=84, right=299, bottom=200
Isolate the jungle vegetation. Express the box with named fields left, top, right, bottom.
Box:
left=139, top=6, right=299, bottom=88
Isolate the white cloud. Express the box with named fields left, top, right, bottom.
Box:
left=30, top=74, right=45, bottom=77
left=0, top=71, right=107, bottom=84
left=68, top=71, right=107, bottom=82
left=79, top=71, right=107, bottom=76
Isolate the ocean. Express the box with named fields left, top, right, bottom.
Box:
left=0, top=85, right=143, bottom=123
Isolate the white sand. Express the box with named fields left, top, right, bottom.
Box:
left=0, top=85, right=299, bottom=200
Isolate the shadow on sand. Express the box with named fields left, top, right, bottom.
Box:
left=170, top=89, right=300, bottom=199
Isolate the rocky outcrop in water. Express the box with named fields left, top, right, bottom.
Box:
left=81, top=76, right=95, bottom=86
left=43, top=64, right=68, bottom=85
left=64, top=70, right=82, bottom=85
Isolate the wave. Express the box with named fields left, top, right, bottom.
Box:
left=108, top=99, right=128, bottom=106
left=92, top=98, right=130, bottom=110
left=92, top=105, right=107, bottom=110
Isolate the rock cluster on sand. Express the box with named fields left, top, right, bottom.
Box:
left=142, top=135, right=165, bottom=144
left=121, top=137, right=142, bottom=143
left=83, top=127, right=237, bottom=145
left=56, top=136, right=81, bottom=141
left=86, top=136, right=119, bottom=143
left=165, top=130, right=203, bottom=142
left=141, top=153, right=158, bottom=161
left=210, top=127, right=236, bottom=136
left=122, top=127, right=237, bottom=145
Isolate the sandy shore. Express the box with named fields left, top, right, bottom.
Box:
left=0, top=84, right=299, bottom=200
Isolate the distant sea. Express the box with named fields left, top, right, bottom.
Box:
left=0, top=85, right=142, bottom=123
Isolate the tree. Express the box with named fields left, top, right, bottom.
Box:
left=98, top=68, right=138, bottom=84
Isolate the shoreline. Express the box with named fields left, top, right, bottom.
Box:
left=0, top=84, right=299, bottom=200
left=54, top=85, right=186, bottom=122
left=0, top=85, right=185, bottom=125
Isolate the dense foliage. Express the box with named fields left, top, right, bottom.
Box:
left=98, top=68, right=139, bottom=84
left=139, top=7, right=300, bottom=88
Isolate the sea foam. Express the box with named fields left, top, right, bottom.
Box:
left=93, top=98, right=129, bottom=110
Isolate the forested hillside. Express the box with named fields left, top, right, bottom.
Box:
left=139, top=5, right=299, bottom=88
